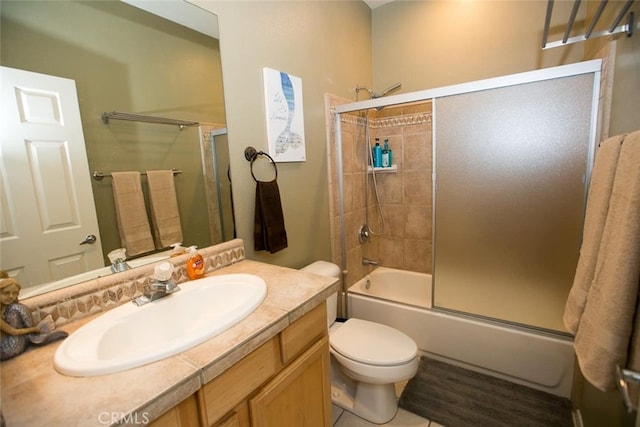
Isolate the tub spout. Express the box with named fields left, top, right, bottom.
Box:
left=362, top=258, right=379, bottom=267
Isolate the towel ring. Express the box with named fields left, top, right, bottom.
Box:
left=245, top=146, right=278, bottom=182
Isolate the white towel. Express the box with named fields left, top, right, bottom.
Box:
left=146, top=170, right=183, bottom=248
left=567, top=130, right=640, bottom=391
left=111, top=171, right=155, bottom=256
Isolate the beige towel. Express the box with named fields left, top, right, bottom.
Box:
left=146, top=170, right=183, bottom=248
left=111, top=171, right=155, bottom=256
left=563, top=134, right=625, bottom=333
left=569, top=130, right=640, bottom=391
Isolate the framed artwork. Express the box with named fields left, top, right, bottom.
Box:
left=263, top=67, right=306, bottom=162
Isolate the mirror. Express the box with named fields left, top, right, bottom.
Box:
left=0, top=0, right=231, bottom=297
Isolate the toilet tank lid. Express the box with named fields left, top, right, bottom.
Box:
left=301, top=261, right=340, bottom=278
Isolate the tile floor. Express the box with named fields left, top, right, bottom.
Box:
left=331, top=381, right=445, bottom=427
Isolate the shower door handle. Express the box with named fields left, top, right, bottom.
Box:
left=616, top=365, right=640, bottom=412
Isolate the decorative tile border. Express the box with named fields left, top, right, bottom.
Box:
left=372, top=113, right=432, bottom=128
left=335, top=108, right=432, bottom=129
left=22, top=239, right=246, bottom=327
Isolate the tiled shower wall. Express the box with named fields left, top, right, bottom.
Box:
left=325, top=94, right=433, bottom=288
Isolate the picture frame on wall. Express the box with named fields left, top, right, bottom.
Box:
left=263, top=67, right=306, bottom=162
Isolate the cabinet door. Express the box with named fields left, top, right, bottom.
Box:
left=250, top=336, right=331, bottom=427
left=212, top=401, right=250, bottom=427
left=201, top=337, right=280, bottom=425
left=149, top=394, right=201, bottom=427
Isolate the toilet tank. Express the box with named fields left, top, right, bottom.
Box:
left=301, top=261, right=340, bottom=327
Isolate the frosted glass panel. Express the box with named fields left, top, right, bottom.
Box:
left=433, top=74, right=596, bottom=332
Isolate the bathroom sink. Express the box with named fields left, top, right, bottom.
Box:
left=54, top=274, right=267, bottom=377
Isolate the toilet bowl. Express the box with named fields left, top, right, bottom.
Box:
left=301, top=261, right=419, bottom=424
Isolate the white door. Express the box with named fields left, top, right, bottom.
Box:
left=0, top=66, right=103, bottom=289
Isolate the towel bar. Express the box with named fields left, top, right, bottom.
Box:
left=542, top=0, right=635, bottom=49
left=102, top=111, right=199, bottom=130
left=92, top=169, right=182, bottom=181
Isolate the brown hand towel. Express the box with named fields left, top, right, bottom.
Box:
left=254, top=179, right=288, bottom=253
left=146, top=170, right=183, bottom=248
left=563, top=134, right=625, bottom=334
left=570, top=130, right=640, bottom=391
left=111, top=171, right=155, bottom=256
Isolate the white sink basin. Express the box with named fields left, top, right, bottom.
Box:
left=54, top=274, right=267, bottom=377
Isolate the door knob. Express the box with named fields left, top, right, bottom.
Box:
left=79, top=234, right=97, bottom=245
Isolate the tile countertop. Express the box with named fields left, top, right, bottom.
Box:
left=0, top=259, right=339, bottom=427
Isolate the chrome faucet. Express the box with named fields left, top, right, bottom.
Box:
left=110, top=258, right=130, bottom=274
left=362, top=258, right=379, bottom=267
left=132, top=262, right=179, bottom=306
left=108, top=248, right=130, bottom=273
left=133, top=280, right=180, bottom=306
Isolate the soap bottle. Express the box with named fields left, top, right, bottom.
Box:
left=170, top=242, right=187, bottom=258
left=383, top=139, right=392, bottom=167
left=186, top=246, right=205, bottom=280
left=372, top=139, right=382, bottom=168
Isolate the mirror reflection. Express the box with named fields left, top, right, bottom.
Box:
left=0, top=0, right=230, bottom=297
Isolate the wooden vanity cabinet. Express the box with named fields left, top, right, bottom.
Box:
left=249, top=335, right=330, bottom=426
left=203, top=302, right=331, bottom=427
left=149, top=302, right=330, bottom=427
left=203, top=336, right=280, bottom=426
left=149, top=393, right=201, bottom=427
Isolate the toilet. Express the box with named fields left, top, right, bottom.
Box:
left=302, top=261, right=419, bottom=424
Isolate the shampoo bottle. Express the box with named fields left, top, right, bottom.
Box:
left=372, top=139, right=382, bottom=168
left=383, top=139, right=392, bottom=167
left=382, top=141, right=390, bottom=167
left=186, top=246, right=205, bottom=280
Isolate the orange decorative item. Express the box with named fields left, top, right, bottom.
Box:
left=186, top=246, right=205, bottom=280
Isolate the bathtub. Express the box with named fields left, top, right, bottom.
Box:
left=347, top=267, right=575, bottom=397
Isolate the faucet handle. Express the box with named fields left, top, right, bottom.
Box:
left=107, top=248, right=127, bottom=264
left=154, top=262, right=174, bottom=281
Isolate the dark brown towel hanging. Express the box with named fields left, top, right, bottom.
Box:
left=254, top=179, right=288, bottom=253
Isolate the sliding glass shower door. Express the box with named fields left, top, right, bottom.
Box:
left=433, top=72, right=599, bottom=332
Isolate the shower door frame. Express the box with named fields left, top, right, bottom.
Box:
left=334, top=59, right=602, bottom=332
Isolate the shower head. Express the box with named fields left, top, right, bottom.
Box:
left=355, top=85, right=375, bottom=100
left=355, top=82, right=402, bottom=100
left=374, top=82, right=402, bottom=98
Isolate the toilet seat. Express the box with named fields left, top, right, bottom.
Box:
left=330, top=318, right=417, bottom=366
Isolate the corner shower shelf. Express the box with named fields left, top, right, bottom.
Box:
left=367, top=165, right=397, bottom=173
